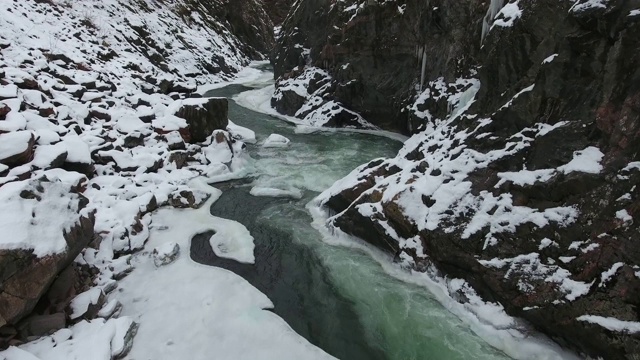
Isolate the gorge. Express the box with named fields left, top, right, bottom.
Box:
left=0, top=0, right=638, bottom=359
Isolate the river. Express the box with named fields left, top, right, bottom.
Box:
left=195, top=71, right=515, bottom=360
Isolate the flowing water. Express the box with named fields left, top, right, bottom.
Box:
left=196, top=74, right=511, bottom=360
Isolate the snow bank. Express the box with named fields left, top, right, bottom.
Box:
left=116, top=179, right=334, bottom=360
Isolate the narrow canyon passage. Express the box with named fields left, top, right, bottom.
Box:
left=191, top=73, right=512, bottom=360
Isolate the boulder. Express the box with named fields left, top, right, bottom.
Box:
left=0, top=177, right=95, bottom=327
left=167, top=189, right=210, bottom=209
left=0, top=131, right=35, bottom=168
left=17, top=313, right=66, bottom=339
left=0, top=102, right=10, bottom=120
left=152, top=242, right=180, bottom=267
left=174, top=98, right=228, bottom=143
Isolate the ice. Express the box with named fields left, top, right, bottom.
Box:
left=263, top=134, right=291, bottom=148
left=250, top=186, right=304, bottom=199
left=116, top=179, right=334, bottom=360
left=228, top=120, right=257, bottom=144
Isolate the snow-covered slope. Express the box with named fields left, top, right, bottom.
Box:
left=0, top=0, right=287, bottom=358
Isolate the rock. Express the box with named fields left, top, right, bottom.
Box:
left=17, top=313, right=66, bottom=338
left=271, top=87, right=306, bottom=116
left=45, top=265, right=79, bottom=313
left=152, top=242, right=180, bottom=267
left=69, top=288, right=105, bottom=321
left=0, top=177, right=95, bottom=327
left=262, top=133, right=290, bottom=148
left=318, top=0, right=640, bottom=358
left=31, top=143, right=68, bottom=170
left=97, top=299, right=122, bottom=319
left=272, top=0, right=485, bottom=132
left=0, top=102, right=10, bottom=120
left=167, top=189, right=210, bottom=209
left=174, top=97, right=228, bottom=143
left=0, top=131, right=35, bottom=168
left=168, top=151, right=188, bottom=169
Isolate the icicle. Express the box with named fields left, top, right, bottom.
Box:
left=419, top=47, right=427, bottom=92
left=481, top=0, right=505, bottom=44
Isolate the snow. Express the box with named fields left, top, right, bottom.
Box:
left=228, top=120, right=257, bottom=144
left=308, top=204, right=579, bottom=360
left=616, top=209, right=633, bottom=224
left=558, top=146, right=604, bottom=174
left=32, top=143, right=67, bottom=169
left=15, top=317, right=136, bottom=360
left=115, top=179, right=334, bottom=360
left=0, top=131, right=32, bottom=161
left=577, top=315, right=640, bottom=333
left=61, top=136, right=92, bottom=164
left=491, top=1, right=523, bottom=29
left=600, top=262, right=624, bottom=287
left=570, top=0, right=609, bottom=13
left=542, top=54, right=559, bottom=64
left=539, top=238, right=559, bottom=250
left=0, top=175, right=85, bottom=257
left=263, top=134, right=291, bottom=148
left=70, top=288, right=104, bottom=320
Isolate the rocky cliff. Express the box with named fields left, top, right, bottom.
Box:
left=272, top=0, right=485, bottom=131
left=281, top=0, right=640, bottom=358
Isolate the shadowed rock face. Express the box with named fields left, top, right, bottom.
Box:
left=272, top=0, right=485, bottom=132
left=286, top=0, right=640, bottom=358
left=263, top=0, right=295, bottom=26
left=174, top=98, right=229, bottom=143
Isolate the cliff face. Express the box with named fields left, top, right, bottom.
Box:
left=272, top=0, right=485, bottom=132
left=292, top=0, right=640, bottom=358
left=263, top=0, right=296, bottom=25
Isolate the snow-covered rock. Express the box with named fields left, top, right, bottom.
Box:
left=262, top=134, right=291, bottom=148
left=152, top=242, right=180, bottom=267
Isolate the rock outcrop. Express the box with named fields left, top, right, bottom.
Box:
left=175, top=98, right=229, bottom=143
left=0, top=177, right=95, bottom=328
left=310, top=0, right=640, bottom=358
left=272, top=0, right=485, bottom=131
